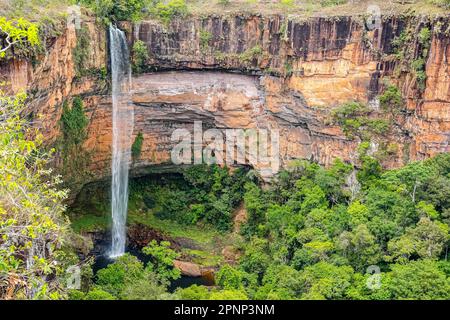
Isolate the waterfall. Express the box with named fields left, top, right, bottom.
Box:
left=109, top=25, right=133, bottom=258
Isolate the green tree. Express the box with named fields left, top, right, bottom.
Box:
left=132, top=41, right=149, bottom=74
left=60, top=97, right=88, bottom=146
left=0, top=91, right=69, bottom=299
left=292, top=240, right=334, bottom=269
left=216, top=264, right=244, bottom=290
left=387, top=217, right=449, bottom=262
left=80, top=0, right=147, bottom=23
left=243, top=182, right=267, bottom=235
left=239, top=238, right=271, bottom=278
left=122, top=272, right=172, bottom=300
left=379, top=85, right=403, bottom=113
left=95, top=253, right=171, bottom=300
left=347, top=201, right=369, bottom=227
left=150, top=0, right=188, bottom=24
left=255, top=265, right=302, bottom=300
left=96, top=254, right=145, bottom=298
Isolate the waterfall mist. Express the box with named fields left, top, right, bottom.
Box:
left=109, top=25, right=133, bottom=258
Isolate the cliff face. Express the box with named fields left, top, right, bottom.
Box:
left=1, top=14, right=449, bottom=188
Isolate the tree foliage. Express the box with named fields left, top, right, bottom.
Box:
left=0, top=17, right=39, bottom=58
left=80, top=0, right=188, bottom=24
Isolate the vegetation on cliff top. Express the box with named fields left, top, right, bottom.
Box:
left=185, top=0, right=450, bottom=18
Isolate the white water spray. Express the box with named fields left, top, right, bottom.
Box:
left=109, top=25, right=133, bottom=258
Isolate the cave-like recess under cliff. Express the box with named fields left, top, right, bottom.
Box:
left=1, top=14, right=449, bottom=194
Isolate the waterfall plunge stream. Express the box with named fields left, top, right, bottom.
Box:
left=109, top=25, right=133, bottom=258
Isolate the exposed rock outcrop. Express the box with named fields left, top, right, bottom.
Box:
left=173, top=260, right=216, bottom=280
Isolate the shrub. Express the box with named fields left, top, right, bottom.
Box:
left=96, top=254, right=146, bottom=298
left=416, top=70, right=427, bottom=92
left=186, top=203, right=206, bottom=224
left=284, top=61, right=293, bottom=77
left=239, top=45, right=263, bottom=64
left=411, top=58, right=426, bottom=72
left=200, top=30, right=212, bottom=52
left=332, top=101, right=368, bottom=120
left=73, top=26, right=91, bottom=77
left=60, top=97, right=88, bottom=146
left=320, top=0, right=347, bottom=7
left=94, top=253, right=171, bottom=300
left=367, top=119, right=390, bottom=136
left=0, top=17, right=40, bottom=59
left=150, top=0, right=188, bottom=24
left=332, top=102, right=368, bottom=138
left=0, top=91, right=69, bottom=299
left=418, top=27, right=432, bottom=46
left=142, top=240, right=181, bottom=281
